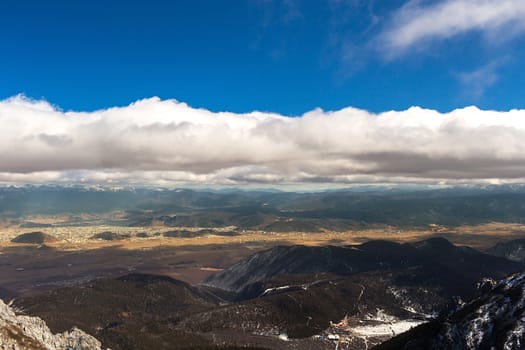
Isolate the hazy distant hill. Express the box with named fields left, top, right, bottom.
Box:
left=5, top=185, right=525, bottom=228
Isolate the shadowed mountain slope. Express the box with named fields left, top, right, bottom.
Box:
left=486, top=238, right=525, bottom=263
left=375, top=271, right=525, bottom=350
left=12, top=239, right=523, bottom=350
left=15, top=273, right=222, bottom=350
left=203, top=237, right=521, bottom=295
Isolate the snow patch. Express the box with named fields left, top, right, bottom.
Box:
left=352, top=319, right=425, bottom=337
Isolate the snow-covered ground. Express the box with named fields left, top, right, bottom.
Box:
left=315, top=308, right=429, bottom=349
left=352, top=319, right=425, bottom=337
left=352, top=309, right=426, bottom=337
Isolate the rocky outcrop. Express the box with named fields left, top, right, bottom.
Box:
left=486, top=238, right=525, bottom=263
left=0, top=298, right=101, bottom=350
left=375, top=271, right=525, bottom=350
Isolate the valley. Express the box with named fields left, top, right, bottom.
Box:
left=1, top=220, right=525, bottom=296
left=2, top=187, right=525, bottom=349
left=3, top=233, right=522, bottom=349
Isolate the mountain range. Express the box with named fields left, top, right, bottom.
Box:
left=4, top=186, right=525, bottom=228
left=7, top=237, right=522, bottom=350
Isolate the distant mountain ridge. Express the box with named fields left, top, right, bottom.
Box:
left=5, top=186, right=525, bottom=227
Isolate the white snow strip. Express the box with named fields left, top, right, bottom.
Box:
left=352, top=320, right=426, bottom=337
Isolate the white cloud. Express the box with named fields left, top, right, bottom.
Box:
left=379, top=0, right=525, bottom=56
left=2, top=95, right=525, bottom=186
left=456, top=60, right=501, bottom=99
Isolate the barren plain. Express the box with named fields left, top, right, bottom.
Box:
left=1, top=213, right=524, bottom=297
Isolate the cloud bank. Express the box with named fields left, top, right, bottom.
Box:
left=379, top=0, right=525, bottom=56
left=2, top=95, right=525, bottom=187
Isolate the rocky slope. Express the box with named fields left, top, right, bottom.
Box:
left=0, top=297, right=101, bottom=350
left=486, top=238, right=525, bottom=263
left=12, top=239, right=522, bottom=350
left=13, top=270, right=435, bottom=350
left=14, top=273, right=222, bottom=350
left=203, top=237, right=521, bottom=296
left=375, top=271, right=525, bottom=350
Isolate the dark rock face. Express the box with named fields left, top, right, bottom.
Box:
left=375, top=271, right=525, bottom=350
left=486, top=238, right=525, bottom=263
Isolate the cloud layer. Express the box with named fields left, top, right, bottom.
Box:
left=2, top=95, right=525, bottom=187
left=379, top=0, right=525, bottom=55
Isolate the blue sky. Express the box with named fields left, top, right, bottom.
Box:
left=1, top=0, right=525, bottom=115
